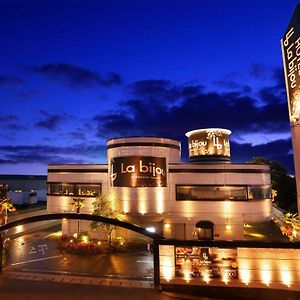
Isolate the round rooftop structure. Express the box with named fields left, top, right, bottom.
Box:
left=185, top=128, right=231, bottom=162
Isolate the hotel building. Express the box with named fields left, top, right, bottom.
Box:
left=47, top=128, right=272, bottom=240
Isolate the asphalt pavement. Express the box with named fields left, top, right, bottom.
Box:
left=5, top=230, right=154, bottom=280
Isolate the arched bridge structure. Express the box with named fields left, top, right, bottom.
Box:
left=0, top=213, right=163, bottom=286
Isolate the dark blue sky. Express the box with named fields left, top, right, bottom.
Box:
left=0, top=0, right=298, bottom=175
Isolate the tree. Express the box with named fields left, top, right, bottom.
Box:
left=70, top=197, right=85, bottom=236
left=90, top=191, right=118, bottom=248
left=71, top=197, right=85, bottom=214
left=251, top=157, right=297, bottom=212
left=280, top=212, right=300, bottom=241
left=0, top=197, right=16, bottom=267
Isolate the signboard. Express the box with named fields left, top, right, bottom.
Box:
left=110, top=156, right=167, bottom=187
left=282, top=4, right=300, bottom=126
left=186, top=128, right=231, bottom=161
left=175, top=246, right=238, bottom=279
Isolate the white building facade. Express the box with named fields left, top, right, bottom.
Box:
left=47, top=129, right=272, bottom=240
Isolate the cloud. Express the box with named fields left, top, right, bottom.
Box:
left=213, top=79, right=240, bottom=89
left=272, top=67, right=286, bottom=90
left=0, top=115, right=26, bottom=132
left=28, top=63, right=122, bottom=88
left=69, top=131, right=86, bottom=140
left=249, top=63, right=267, bottom=79
left=17, top=90, right=43, bottom=99
left=0, top=115, right=19, bottom=122
left=213, top=72, right=252, bottom=93
left=94, top=80, right=290, bottom=138
left=35, top=111, right=67, bottom=130
left=7, top=124, right=26, bottom=131
left=0, top=74, right=23, bottom=86
left=127, top=79, right=203, bottom=102
left=0, top=144, right=106, bottom=165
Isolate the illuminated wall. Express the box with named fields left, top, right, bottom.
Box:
left=159, top=245, right=300, bottom=291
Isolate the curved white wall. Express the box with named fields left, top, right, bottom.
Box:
left=107, top=137, right=181, bottom=215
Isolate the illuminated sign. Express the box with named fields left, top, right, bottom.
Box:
left=185, top=128, right=231, bottom=161
left=110, top=156, right=167, bottom=187
left=175, top=247, right=238, bottom=279
left=281, top=5, right=300, bottom=126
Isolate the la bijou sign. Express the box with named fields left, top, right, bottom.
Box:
left=282, top=4, right=300, bottom=126
left=188, top=129, right=231, bottom=159
left=110, top=156, right=167, bottom=187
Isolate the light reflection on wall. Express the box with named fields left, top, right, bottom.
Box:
left=240, top=265, right=251, bottom=285
left=181, top=201, right=193, bottom=218
left=155, top=189, right=164, bottom=214
left=137, top=189, right=147, bottom=214
left=159, top=245, right=175, bottom=281
left=110, top=190, right=117, bottom=212
left=222, top=270, right=230, bottom=285
left=261, top=199, right=272, bottom=218
left=182, top=260, right=191, bottom=282
left=61, top=196, right=71, bottom=211
left=224, top=201, right=232, bottom=219
left=139, top=202, right=147, bottom=215
left=202, top=269, right=210, bottom=284
left=261, top=267, right=272, bottom=286
left=281, top=270, right=292, bottom=287
left=120, top=188, right=129, bottom=213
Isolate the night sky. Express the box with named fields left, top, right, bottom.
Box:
left=0, top=0, right=298, bottom=175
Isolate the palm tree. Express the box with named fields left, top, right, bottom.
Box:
left=0, top=197, right=16, bottom=269
left=0, top=197, right=16, bottom=226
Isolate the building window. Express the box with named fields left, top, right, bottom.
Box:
left=247, top=186, right=271, bottom=199
left=48, top=183, right=75, bottom=195
left=176, top=185, right=271, bottom=201
left=77, top=184, right=101, bottom=196
left=176, top=185, right=247, bottom=201
left=47, top=183, right=101, bottom=197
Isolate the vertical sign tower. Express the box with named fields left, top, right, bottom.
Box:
left=282, top=4, right=300, bottom=212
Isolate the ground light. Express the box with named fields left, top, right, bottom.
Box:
left=225, top=224, right=232, bottom=230
left=146, top=227, right=156, bottom=233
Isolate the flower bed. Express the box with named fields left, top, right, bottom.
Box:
left=58, top=235, right=105, bottom=255
left=57, top=234, right=149, bottom=255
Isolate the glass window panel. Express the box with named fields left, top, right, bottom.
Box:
left=48, top=183, right=75, bottom=195
left=48, top=183, right=61, bottom=195
left=61, top=184, right=75, bottom=195
left=48, top=183, right=101, bottom=196
left=176, top=186, right=247, bottom=201
left=76, top=184, right=101, bottom=196
left=248, top=186, right=271, bottom=199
